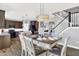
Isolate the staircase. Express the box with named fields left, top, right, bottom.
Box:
left=52, top=10, right=79, bottom=50
left=53, top=10, right=79, bottom=34
left=53, top=11, right=68, bottom=18
left=52, top=11, right=69, bottom=35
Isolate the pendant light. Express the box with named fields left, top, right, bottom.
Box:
left=37, top=3, right=49, bottom=21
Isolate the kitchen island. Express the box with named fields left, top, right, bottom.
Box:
left=0, top=32, right=11, bottom=49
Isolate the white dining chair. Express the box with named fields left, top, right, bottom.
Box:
left=19, top=34, right=27, bottom=56
left=24, top=36, right=48, bottom=56
left=47, top=37, right=69, bottom=56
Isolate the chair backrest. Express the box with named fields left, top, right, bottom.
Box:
left=61, top=37, right=70, bottom=56
left=19, top=34, right=26, bottom=52
left=24, top=36, right=35, bottom=56
left=19, top=34, right=26, bottom=46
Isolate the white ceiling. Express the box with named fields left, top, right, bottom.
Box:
left=0, top=3, right=79, bottom=21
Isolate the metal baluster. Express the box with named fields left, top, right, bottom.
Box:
left=75, top=14, right=77, bottom=27
left=71, top=14, right=73, bottom=27
left=72, top=14, right=74, bottom=27
left=74, top=14, right=75, bottom=27
left=76, top=13, right=78, bottom=27
left=75, top=14, right=76, bottom=27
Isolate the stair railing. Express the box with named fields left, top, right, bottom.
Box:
left=52, top=15, right=69, bottom=30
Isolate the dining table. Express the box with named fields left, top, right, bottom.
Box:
left=22, top=31, right=62, bottom=50
left=32, top=35, right=62, bottom=50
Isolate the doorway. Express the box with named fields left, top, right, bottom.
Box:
left=29, top=21, right=39, bottom=34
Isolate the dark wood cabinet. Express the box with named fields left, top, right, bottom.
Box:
left=0, top=10, right=5, bottom=28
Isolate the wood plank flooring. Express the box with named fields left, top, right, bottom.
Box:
left=0, top=37, right=21, bottom=56
left=0, top=37, right=79, bottom=56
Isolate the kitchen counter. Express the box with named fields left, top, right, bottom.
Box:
left=0, top=32, right=11, bottom=49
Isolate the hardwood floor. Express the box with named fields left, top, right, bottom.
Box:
left=0, top=37, right=79, bottom=56
left=0, top=37, right=21, bottom=56
left=52, top=45, right=79, bottom=56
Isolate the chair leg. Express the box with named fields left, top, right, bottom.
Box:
left=21, top=48, right=26, bottom=56
left=25, top=51, right=28, bottom=56
left=61, top=48, right=67, bottom=56
left=63, top=48, right=66, bottom=56
left=45, top=50, right=50, bottom=56
left=21, top=49, right=23, bottom=56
